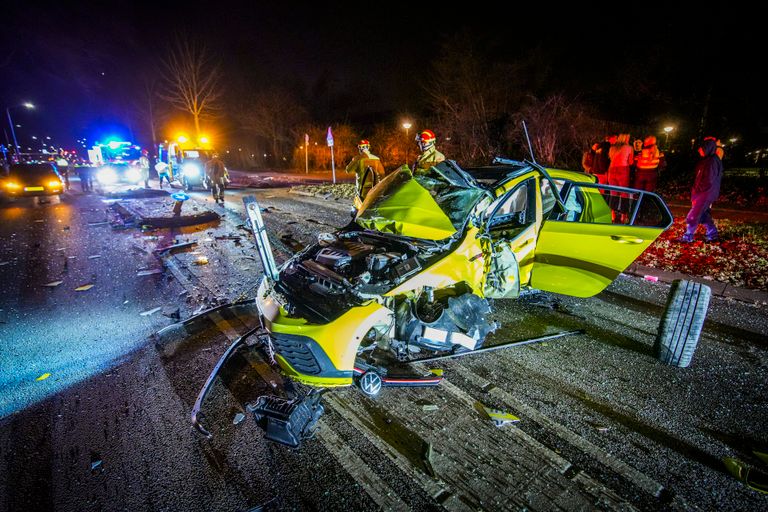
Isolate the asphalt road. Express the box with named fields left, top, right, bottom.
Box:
left=1, top=182, right=767, bottom=511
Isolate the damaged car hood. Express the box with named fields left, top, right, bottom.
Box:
left=355, top=163, right=488, bottom=241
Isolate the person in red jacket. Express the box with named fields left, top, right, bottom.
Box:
left=680, top=138, right=723, bottom=243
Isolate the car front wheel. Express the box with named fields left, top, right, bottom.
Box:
left=654, top=279, right=711, bottom=368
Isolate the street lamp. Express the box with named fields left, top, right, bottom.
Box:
left=6, top=102, right=35, bottom=161
left=402, top=121, right=412, bottom=165
left=663, top=126, right=674, bottom=150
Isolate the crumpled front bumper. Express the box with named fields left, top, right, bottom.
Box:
left=256, top=279, right=392, bottom=387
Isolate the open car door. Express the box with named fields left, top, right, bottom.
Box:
left=530, top=182, right=673, bottom=297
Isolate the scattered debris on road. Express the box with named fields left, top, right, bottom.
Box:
left=155, top=241, right=197, bottom=254
left=477, top=402, right=520, bottom=427
left=421, top=441, right=436, bottom=477
left=74, top=284, right=94, bottom=292
left=139, top=306, right=162, bottom=317
left=35, top=373, right=51, bottom=381
left=161, top=305, right=180, bottom=320
left=136, top=269, right=163, bottom=276
left=193, top=256, right=209, bottom=265
left=42, top=280, right=63, bottom=287
left=233, top=412, right=246, bottom=425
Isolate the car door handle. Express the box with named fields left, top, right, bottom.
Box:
left=610, top=235, right=644, bottom=244
left=518, top=238, right=533, bottom=248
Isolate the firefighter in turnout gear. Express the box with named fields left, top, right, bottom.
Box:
left=633, top=136, right=664, bottom=192
left=345, top=139, right=385, bottom=202
left=413, top=129, right=445, bottom=173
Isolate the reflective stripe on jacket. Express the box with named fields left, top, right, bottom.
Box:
left=636, top=146, right=661, bottom=170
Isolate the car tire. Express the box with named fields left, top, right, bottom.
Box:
left=654, top=279, right=711, bottom=368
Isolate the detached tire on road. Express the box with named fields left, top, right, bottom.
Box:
left=654, top=279, right=712, bottom=367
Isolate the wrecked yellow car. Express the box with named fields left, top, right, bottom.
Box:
left=193, top=159, right=673, bottom=446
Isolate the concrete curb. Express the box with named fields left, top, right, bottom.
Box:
left=625, top=263, right=768, bottom=305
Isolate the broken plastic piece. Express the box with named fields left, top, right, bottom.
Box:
left=136, top=269, right=163, bottom=276
left=194, top=256, right=209, bottom=265
left=42, top=281, right=63, bottom=287
left=421, top=441, right=436, bottom=477
left=644, top=275, right=659, bottom=282
left=36, top=373, right=51, bottom=381
left=251, top=392, right=324, bottom=448
left=140, top=306, right=162, bottom=316
left=74, top=284, right=94, bottom=291
left=233, top=412, right=246, bottom=425
left=723, top=457, right=768, bottom=494
left=478, top=403, right=520, bottom=427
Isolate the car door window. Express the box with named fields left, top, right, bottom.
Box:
left=485, top=178, right=536, bottom=238
left=556, top=183, right=671, bottom=227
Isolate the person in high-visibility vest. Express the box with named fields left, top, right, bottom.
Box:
left=413, top=129, right=445, bottom=173
left=633, top=136, right=664, bottom=192
left=138, top=149, right=150, bottom=188
left=345, top=140, right=385, bottom=201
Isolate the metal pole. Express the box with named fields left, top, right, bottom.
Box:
left=6, top=108, right=20, bottom=161
left=305, top=139, right=308, bottom=174
left=330, top=144, right=336, bottom=184
left=410, top=329, right=585, bottom=364
left=405, top=126, right=410, bottom=166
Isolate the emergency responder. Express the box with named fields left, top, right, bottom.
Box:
left=413, top=129, right=445, bottom=172
left=633, top=136, right=664, bottom=192
left=205, top=153, right=229, bottom=204
left=156, top=161, right=172, bottom=189
left=345, top=140, right=385, bottom=201
left=139, top=149, right=150, bottom=188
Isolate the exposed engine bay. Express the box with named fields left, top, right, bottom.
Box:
left=274, top=229, right=497, bottom=358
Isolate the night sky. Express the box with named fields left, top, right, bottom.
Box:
left=1, top=2, right=763, bottom=151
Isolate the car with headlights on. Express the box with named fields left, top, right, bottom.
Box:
left=176, top=149, right=211, bottom=191
left=1, top=163, right=64, bottom=198
left=94, top=162, right=144, bottom=189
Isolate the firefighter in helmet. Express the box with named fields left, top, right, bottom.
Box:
left=413, top=129, right=445, bottom=173
left=345, top=139, right=385, bottom=202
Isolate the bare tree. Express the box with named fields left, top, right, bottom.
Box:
left=242, top=88, right=307, bottom=168
left=425, top=36, right=520, bottom=165
left=514, top=94, right=590, bottom=167
left=160, top=37, right=222, bottom=138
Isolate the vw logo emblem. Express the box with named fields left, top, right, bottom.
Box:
left=359, top=372, right=382, bottom=396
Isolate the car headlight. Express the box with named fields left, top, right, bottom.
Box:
left=48, top=180, right=62, bottom=188
left=126, top=166, right=141, bottom=183
left=3, top=181, right=21, bottom=190
left=97, top=167, right=118, bottom=184
left=182, top=163, right=200, bottom=177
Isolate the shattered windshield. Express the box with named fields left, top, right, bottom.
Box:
left=355, top=163, right=486, bottom=240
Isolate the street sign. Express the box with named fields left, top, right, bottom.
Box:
left=326, top=126, right=334, bottom=147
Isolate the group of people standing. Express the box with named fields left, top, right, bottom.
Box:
left=582, top=134, right=665, bottom=193
left=582, top=133, right=724, bottom=243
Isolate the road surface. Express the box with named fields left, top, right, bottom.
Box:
left=1, top=182, right=766, bottom=511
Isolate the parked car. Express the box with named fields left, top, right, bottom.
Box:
left=1, top=163, right=64, bottom=197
